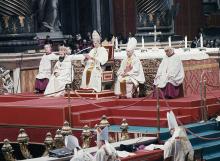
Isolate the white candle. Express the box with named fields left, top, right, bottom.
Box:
left=168, top=36, right=171, bottom=47
left=115, top=37, right=118, bottom=50
left=142, top=36, right=144, bottom=49
left=200, top=34, right=203, bottom=48
left=185, top=36, right=187, bottom=48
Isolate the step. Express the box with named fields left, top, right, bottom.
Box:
left=160, top=121, right=218, bottom=141
left=193, top=140, right=220, bottom=156
left=72, top=114, right=192, bottom=128
left=110, top=106, right=181, bottom=118
left=203, top=151, right=220, bottom=161
left=207, top=104, right=220, bottom=118
left=186, top=121, right=218, bottom=134
left=189, top=130, right=220, bottom=145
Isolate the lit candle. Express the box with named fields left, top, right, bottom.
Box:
left=185, top=36, right=187, bottom=48
left=142, top=36, right=144, bottom=49
left=168, top=36, right=171, bottom=47
left=200, top=34, right=203, bottom=48
left=115, top=37, right=118, bottom=50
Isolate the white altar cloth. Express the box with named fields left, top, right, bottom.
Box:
left=70, top=48, right=220, bottom=61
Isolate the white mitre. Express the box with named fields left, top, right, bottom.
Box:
left=167, top=111, right=178, bottom=131
left=92, top=30, right=101, bottom=42
left=65, top=135, right=80, bottom=155
left=126, top=37, right=137, bottom=51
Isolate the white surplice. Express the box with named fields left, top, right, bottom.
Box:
left=164, top=127, right=194, bottom=161
left=154, top=54, right=185, bottom=88
left=95, top=142, right=118, bottom=161
left=44, top=55, right=74, bottom=97
left=70, top=150, right=94, bottom=161
left=80, top=47, right=108, bottom=92
left=36, top=53, right=59, bottom=79
left=114, top=54, right=145, bottom=96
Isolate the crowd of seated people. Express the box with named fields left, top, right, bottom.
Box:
left=191, top=37, right=220, bottom=48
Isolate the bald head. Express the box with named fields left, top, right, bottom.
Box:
left=164, top=47, right=174, bottom=57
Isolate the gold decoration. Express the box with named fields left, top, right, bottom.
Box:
left=99, top=115, right=110, bottom=128
left=54, top=129, right=64, bottom=148
left=17, top=129, right=32, bottom=159
left=43, top=132, right=54, bottom=156
left=81, top=125, right=92, bottom=149
left=3, top=16, right=9, bottom=28
left=61, top=121, right=72, bottom=137
left=18, top=16, right=25, bottom=27
left=120, top=119, right=129, bottom=141
left=1, top=139, right=16, bottom=161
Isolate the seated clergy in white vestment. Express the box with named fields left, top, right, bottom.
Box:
left=153, top=47, right=184, bottom=99
left=35, top=44, right=58, bottom=94
left=95, top=126, right=119, bottom=161
left=164, top=111, right=194, bottom=161
left=44, top=46, right=74, bottom=97
left=64, top=135, right=94, bottom=161
left=114, top=37, right=145, bottom=98
left=80, top=30, right=108, bottom=92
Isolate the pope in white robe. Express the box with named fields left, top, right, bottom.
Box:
left=164, top=111, right=194, bottom=161
left=80, top=30, right=108, bottom=92
left=115, top=37, right=145, bottom=98
left=153, top=47, right=185, bottom=98
left=95, top=126, right=118, bottom=161
left=44, top=46, right=74, bottom=97
left=35, top=44, right=58, bottom=93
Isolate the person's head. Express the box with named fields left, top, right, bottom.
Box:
left=46, top=35, right=50, bottom=39
left=126, top=37, right=137, bottom=58
left=44, top=44, right=52, bottom=54
left=66, top=47, right=72, bottom=55
left=76, top=34, right=82, bottom=41
left=164, top=46, right=174, bottom=57
left=59, top=46, right=67, bottom=57
left=92, top=30, right=101, bottom=48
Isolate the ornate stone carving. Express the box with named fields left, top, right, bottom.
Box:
left=0, top=67, right=14, bottom=94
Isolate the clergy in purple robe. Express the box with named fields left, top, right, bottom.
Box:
left=153, top=47, right=184, bottom=99
left=35, top=44, right=58, bottom=93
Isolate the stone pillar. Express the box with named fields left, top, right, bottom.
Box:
left=92, top=0, right=101, bottom=33
left=92, top=0, right=111, bottom=38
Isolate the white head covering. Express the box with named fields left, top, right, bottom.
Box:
left=172, top=127, right=187, bottom=138
left=65, top=135, right=80, bottom=155
left=97, top=126, right=109, bottom=143
left=167, top=111, right=178, bottom=131
left=92, top=30, right=101, bottom=42
left=126, top=37, right=137, bottom=51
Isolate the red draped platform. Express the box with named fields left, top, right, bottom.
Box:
left=0, top=89, right=220, bottom=143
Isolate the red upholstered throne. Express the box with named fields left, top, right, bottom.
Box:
left=102, top=45, right=114, bottom=90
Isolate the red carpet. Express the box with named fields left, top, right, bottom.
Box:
left=0, top=90, right=220, bottom=142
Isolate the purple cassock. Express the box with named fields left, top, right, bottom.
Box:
left=35, top=78, right=49, bottom=93
left=152, top=83, right=184, bottom=99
